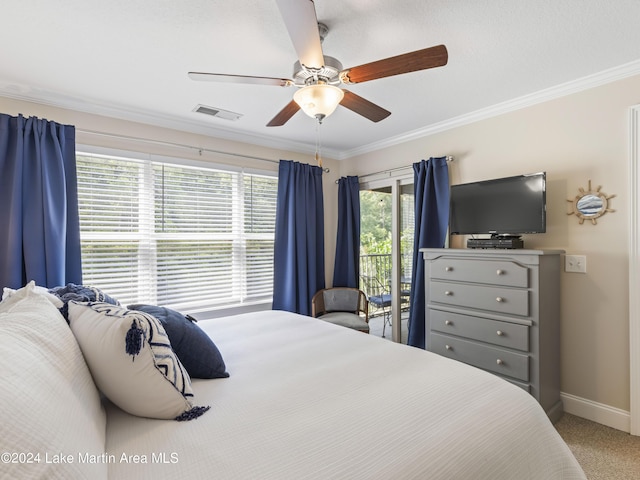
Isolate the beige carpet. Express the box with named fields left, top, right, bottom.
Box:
left=555, top=413, right=640, bottom=479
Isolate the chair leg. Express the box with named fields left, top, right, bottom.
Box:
left=382, top=309, right=392, bottom=337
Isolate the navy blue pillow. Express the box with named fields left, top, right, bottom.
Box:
left=127, top=304, right=229, bottom=379
left=49, top=283, right=120, bottom=323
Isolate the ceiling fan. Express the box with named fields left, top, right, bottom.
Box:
left=188, top=0, right=448, bottom=127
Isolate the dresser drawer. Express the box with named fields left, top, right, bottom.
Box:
left=430, top=309, right=529, bottom=351
left=430, top=257, right=529, bottom=287
left=429, top=281, right=529, bottom=316
left=504, top=377, right=531, bottom=393
left=430, top=333, right=529, bottom=381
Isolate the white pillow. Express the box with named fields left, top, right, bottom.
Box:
left=68, top=301, right=210, bottom=420
left=0, top=282, right=107, bottom=480
left=2, top=282, right=64, bottom=308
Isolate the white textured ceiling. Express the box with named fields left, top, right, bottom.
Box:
left=2, top=0, right=640, bottom=159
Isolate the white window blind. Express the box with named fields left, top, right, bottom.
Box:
left=76, top=153, right=277, bottom=312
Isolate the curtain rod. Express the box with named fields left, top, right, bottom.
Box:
left=76, top=128, right=330, bottom=172
left=336, top=155, right=454, bottom=184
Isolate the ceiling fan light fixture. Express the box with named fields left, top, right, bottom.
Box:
left=293, top=84, right=344, bottom=120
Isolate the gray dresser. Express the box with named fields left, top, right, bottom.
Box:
left=421, top=248, right=564, bottom=422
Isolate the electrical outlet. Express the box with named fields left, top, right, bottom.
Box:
left=565, top=255, right=587, bottom=273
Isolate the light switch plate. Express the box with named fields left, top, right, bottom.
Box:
left=565, top=254, right=587, bottom=273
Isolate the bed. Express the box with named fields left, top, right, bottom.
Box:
left=0, top=284, right=585, bottom=479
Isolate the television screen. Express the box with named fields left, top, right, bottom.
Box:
left=449, top=172, right=546, bottom=236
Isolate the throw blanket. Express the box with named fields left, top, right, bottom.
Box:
left=49, top=283, right=120, bottom=322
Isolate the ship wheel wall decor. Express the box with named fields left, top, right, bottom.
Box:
left=567, top=180, right=616, bottom=224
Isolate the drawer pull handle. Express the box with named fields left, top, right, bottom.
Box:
left=445, top=320, right=453, bottom=326
left=496, top=269, right=504, bottom=276
left=445, top=345, right=452, bottom=351
left=496, top=330, right=503, bottom=336
left=496, top=359, right=504, bottom=365
left=445, top=266, right=453, bottom=272
left=496, top=297, right=504, bottom=303
left=445, top=291, right=453, bottom=296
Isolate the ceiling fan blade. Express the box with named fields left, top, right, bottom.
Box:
left=188, top=72, right=292, bottom=87
left=266, top=100, right=301, bottom=127
left=275, top=0, right=324, bottom=69
left=341, top=44, right=448, bottom=84
left=340, top=90, right=391, bottom=123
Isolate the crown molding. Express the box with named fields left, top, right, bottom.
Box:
left=339, top=59, right=640, bottom=160
left=2, top=59, right=639, bottom=162
left=0, top=86, right=333, bottom=159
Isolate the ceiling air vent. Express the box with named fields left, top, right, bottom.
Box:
left=193, top=104, right=243, bottom=121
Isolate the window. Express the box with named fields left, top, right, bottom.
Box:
left=76, top=152, right=278, bottom=312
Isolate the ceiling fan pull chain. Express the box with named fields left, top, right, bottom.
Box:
left=315, top=116, right=323, bottom=168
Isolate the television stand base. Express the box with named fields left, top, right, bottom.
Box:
left=467, top=235, right=524, bottom=249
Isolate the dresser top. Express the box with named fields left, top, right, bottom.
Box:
left=420, top=248, right=565, bottom=257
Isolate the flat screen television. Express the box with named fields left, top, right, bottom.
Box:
left=449, top=172, right=546, bottom=237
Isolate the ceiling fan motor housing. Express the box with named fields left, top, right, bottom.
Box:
left=293, top=56, right=343, bottom=87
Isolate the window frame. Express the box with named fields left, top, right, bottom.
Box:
left=76, top=144, right=277, bottom=317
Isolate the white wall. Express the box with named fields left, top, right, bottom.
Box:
left=338, top=74, right=640, bottom=418
left=3, top=72, right=639, bottom=425
left=0, top=96, right=341, bottom=301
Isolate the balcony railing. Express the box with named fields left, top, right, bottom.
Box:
left=359, top=253, right=413, bottom=283
left=359, top=253, right=413, bottom=316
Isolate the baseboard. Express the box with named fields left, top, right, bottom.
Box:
left=561, top=392, right=631, bottom=433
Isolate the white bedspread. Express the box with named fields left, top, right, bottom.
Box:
left=105, top=310, right=585, bottom=479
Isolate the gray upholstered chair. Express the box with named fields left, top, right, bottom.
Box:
left=311, top=288, right=369, bottom=333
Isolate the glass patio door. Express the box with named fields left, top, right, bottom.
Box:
left=359, top=176, right=414, bottom=343
left=399, top=183, right=415, bottom=344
